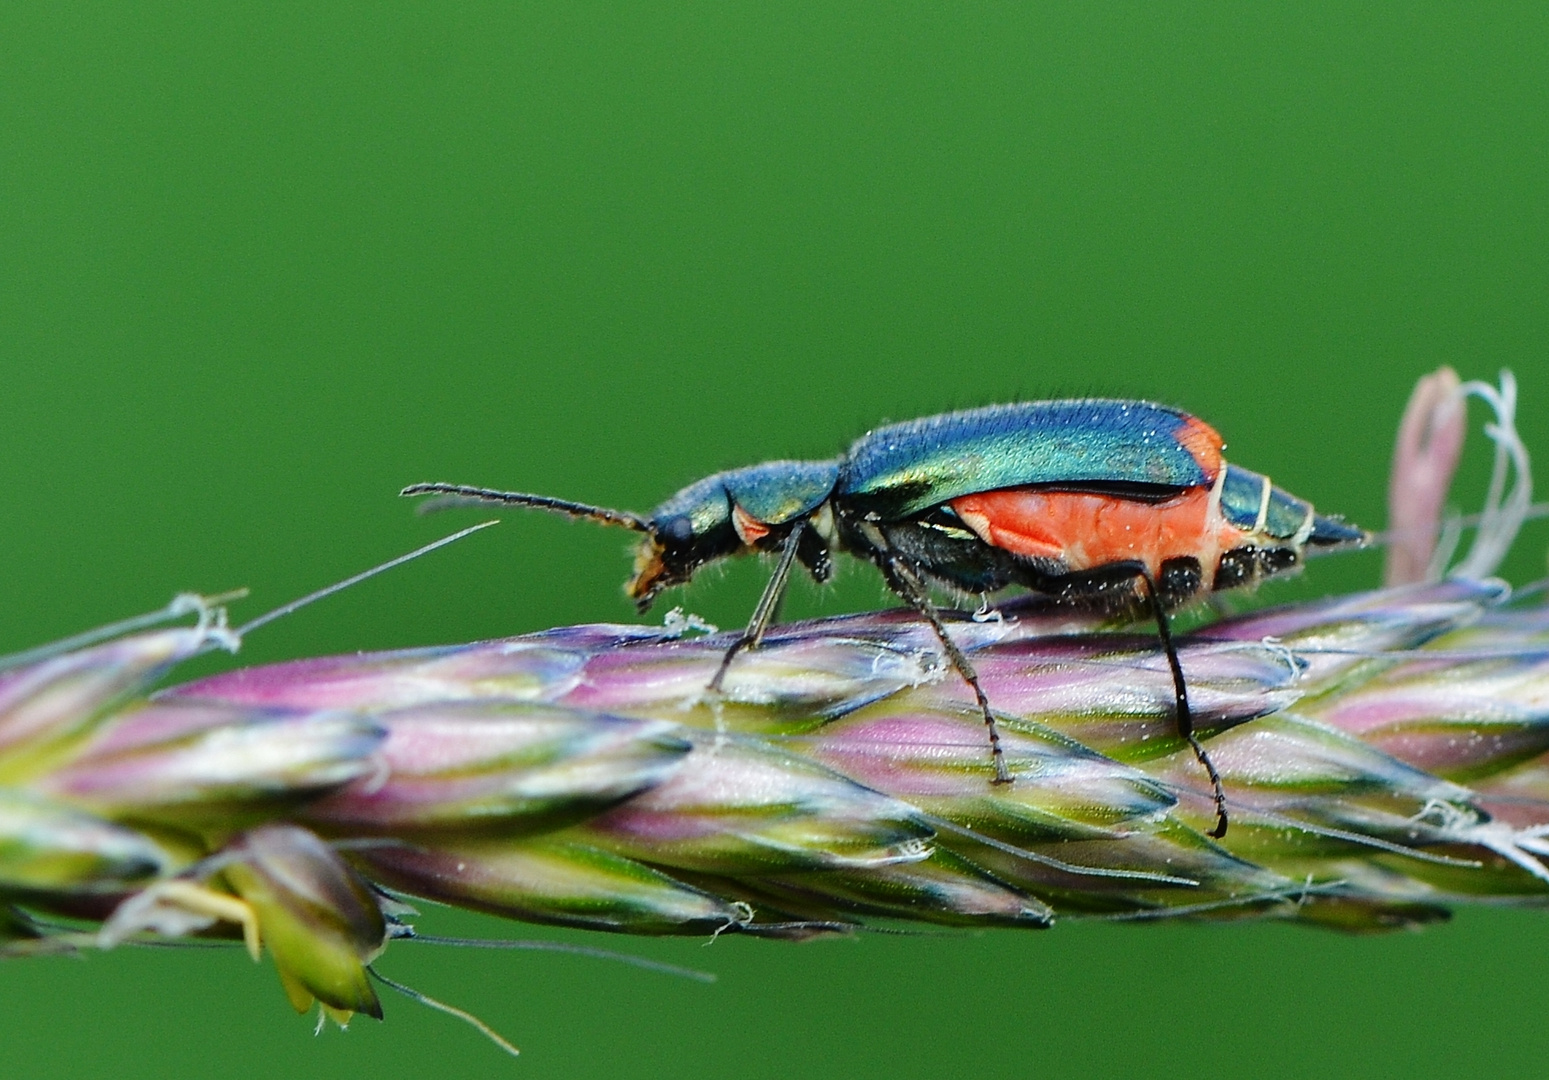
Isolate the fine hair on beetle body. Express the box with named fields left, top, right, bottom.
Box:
left=404, top=398, right=1368, bottom=840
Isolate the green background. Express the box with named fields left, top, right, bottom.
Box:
left=3, top=3, right=1548, bottom=1077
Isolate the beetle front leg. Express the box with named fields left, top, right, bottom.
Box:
left=708, top=520, right=808, bottom=694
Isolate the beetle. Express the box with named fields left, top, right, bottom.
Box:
left=404, top=398, right=1367, bottom=838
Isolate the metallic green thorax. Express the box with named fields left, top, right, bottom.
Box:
left=648, top=462, right=840, bottom=540
left=722, top=462, right=842, bottom=525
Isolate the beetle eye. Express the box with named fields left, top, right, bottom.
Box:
left=659, top=516, right=695, bottom=545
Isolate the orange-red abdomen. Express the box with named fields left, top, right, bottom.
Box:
left=951, top=486, right=1246, bottom=581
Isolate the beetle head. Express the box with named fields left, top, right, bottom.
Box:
left=628, top=475, right=742, bottom=611
left=628, top=461, right=842, bottom=611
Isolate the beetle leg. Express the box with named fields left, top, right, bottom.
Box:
left=875, top=551, right=1013, bottom=786
left=708, top=520, right=808, bottom=694
left=1132, top=568, right=1229, bottom=839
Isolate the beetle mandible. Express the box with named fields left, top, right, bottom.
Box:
left=404, top=398, right=1367, bottom=838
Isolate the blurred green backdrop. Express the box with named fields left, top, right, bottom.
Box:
left=3, top=3, right=1548, bottom=1077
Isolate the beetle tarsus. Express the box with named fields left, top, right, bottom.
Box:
left=1185, top=729, right=1230, bottom=839
left=707, top=639, right=750, bottom=694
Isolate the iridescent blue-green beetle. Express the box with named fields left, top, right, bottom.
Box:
left=405, top=399, right=1366, bottom=836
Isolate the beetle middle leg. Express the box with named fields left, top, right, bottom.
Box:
left=873, top=552, right=1013, bottom=786
left=708, top=520, right=808, bottom=694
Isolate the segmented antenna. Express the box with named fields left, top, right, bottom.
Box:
left=400, top=482, right=653, bottom=533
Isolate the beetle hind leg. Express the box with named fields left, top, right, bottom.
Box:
left=1035, top=558, right=1229, bottom=837
left=1133, top=566, right=1229, bottom=839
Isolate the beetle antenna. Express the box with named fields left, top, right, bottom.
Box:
left=401, top=482, right=653, bottom=533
